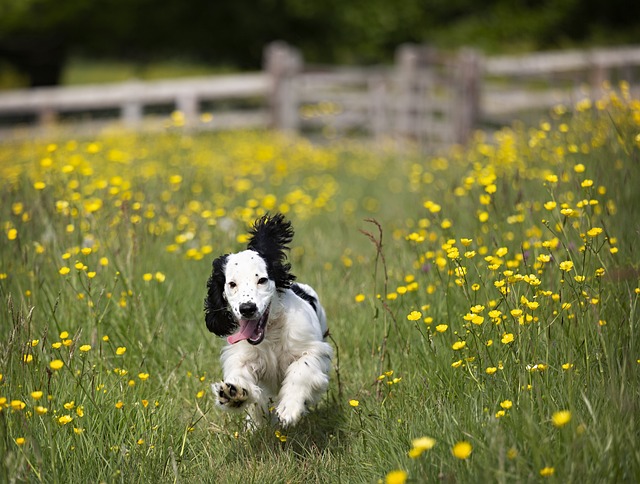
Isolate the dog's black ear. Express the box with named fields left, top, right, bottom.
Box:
left=204, top=254, right=236, bottom=336
left=247, top=213, right=296, bottom=290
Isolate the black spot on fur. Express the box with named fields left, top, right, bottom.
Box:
left=204, top=255, right=237, bottom=336
left=291, top=283, right=318, bottom=312
left=246, top=213, right=296, bottom=291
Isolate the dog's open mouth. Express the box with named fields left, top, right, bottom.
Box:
left=227, top=307, right=269, bottom=345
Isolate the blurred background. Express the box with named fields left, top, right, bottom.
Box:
left=1, top=0, right=640, bottom=88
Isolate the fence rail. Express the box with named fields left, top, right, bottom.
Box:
left=1, top=42, right=640, bottom=146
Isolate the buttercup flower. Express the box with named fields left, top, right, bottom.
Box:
left=452, top=441, right=472, bottom=459
left=540, top=467, right=555, bottom=477
left=385, top=470, right=407, bottom=484
left=58, top=415, right=73, bottom=425
left=407, top=310, right=422, bottom=321
left=408, top=436, right=436, bottom=458
left=559, top=260, right=574, bottom=272
left=552, top=410, right=572, bottom=427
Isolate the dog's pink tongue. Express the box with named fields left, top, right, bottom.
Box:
left=227, top=319, right=258, bottom=344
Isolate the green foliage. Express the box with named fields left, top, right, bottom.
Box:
left=2, top=0, right=640, bottom=86
left=0, top=86, right=639, bottom=482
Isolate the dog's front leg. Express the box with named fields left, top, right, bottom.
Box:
left=212, top=347, right=268, bottom=425
left=276, top=344, right=332, bottom=427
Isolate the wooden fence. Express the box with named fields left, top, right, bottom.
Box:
left=1, top=42, right=640, bottom=146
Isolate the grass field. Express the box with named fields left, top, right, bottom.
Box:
left=1, top=84, right=639, bottom=483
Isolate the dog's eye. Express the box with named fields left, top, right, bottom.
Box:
left=257, top=277, right=268, bottom=285
left=228, top=281, right=237, bottom=289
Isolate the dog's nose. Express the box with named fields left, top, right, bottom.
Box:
left=239, top=302, right=258, bottom=318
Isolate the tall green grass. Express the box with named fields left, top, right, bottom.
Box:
left=1, top=85, right=639, bottom=483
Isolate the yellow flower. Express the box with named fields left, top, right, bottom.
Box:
left=10, top=400, right=26, bottom=411
left=15, top=437, right=26, bottom=446
left=559, top=260, right=574, bottom=272
left=115, top=401, right=124, bottom=409
left=451, top=359, right=463, bottom=368
left=485, top=367, right=497, bottom=375
left=540, top=467, right=555, bottom=477
left=501, top=333, right=514, bottom=344
left=408, top=436, right=436, bottom=457
left=385, top=470, right=408, bottom=484
left=58, top=415, right=73, bottom=425
left=552, top=410, right=572, bottom=427
left=586, top=227, right=603, bottom=237
left=537, top=254, right=551, bottom=263
left=495, top=247, right=508, bottom=257
left=452, top=441, right=472, bottom=459
left=74, top=427, right=84, bottom=435
left=138, top=372, right=150, bottom=381
left=406, top=310, right=422, bottom=321
left=142, top=273, right=153, bottom=282
left=79, top=344, right=91, bottom=352
left=116, top=347, right=126, bottom=355
left=50, top=359, right=64, bottom=371
left=354, top=293, right=365, bottom=303
left=35, top=406, right=48, bottom=415
left=59, top=267, right=71, bottom=275
left=349, top=399, right=359, bottom=407
left=31, top=391, right=43, bottom=400
left=435, top=324, right=448, bottom=333
left=452, top=341, right=466, bottom=351
left=500, top=400, right=513, bottom=409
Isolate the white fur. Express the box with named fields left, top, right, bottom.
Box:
left=212, top=250, right=332, bottom=427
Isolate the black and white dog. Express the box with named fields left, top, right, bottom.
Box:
left=205, top=213, right=332, bottom=427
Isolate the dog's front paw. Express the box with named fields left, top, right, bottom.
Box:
left=276, top=399, right=306, bottom=427
left=213, top=382, right=249, bottom=409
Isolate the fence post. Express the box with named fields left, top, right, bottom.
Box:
left=589, top=49, right=608, bottom=98
left=264, top=41, right=302, bottom=133
left=395, top=44, right=418, bottom=141
left=177, top=93, right=198, bottom=127
left=453, top=48, right=481, bottom=145
left=37, top=106, right=57, bottom=127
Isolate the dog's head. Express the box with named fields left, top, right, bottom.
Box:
left=204, top=213, right=296, bottom=345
